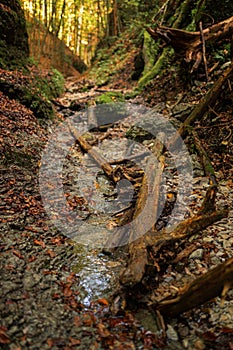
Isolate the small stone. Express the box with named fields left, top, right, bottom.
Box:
left=189, top=249, right=204, bottom=259
left=194, top=339, right=205, bottom=350
left=166, top=324, right=179, bottom=341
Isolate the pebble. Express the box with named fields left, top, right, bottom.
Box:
left=189, top=249, right=204, bottom=259
left=166, top=324, right=179, bottom=341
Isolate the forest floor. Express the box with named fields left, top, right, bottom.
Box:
left=0, top=55, right=233, bottom=350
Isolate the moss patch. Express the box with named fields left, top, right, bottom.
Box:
left=95, top=91, right=125, bottom=104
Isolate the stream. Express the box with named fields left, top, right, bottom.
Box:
left=45, top=93, right=194, bottom=309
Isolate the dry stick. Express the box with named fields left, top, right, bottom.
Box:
left=199, top=21, right=209, bottom=82
left=170, top=62, right=233, bottom=146
left=67, top=120, right=120, bottom=183
left=120, top=134, right=165, bottom=287
left=157, top=257, right=233, bottom=318
left=147, top=208, right=228, bottom=255
left=109, top=150, right=151, bottom=165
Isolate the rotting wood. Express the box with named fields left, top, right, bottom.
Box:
left=147, top=209, right=228, bottom=257
left=156, top=257, right=233, bottom=318
left=120, top=133, right=165, bottom=287
left=120, top=204, right=228, bottom=287
left=199, top=21, right=208, bottom=81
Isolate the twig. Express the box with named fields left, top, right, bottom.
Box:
left=199, top=21, right=209, bottom=81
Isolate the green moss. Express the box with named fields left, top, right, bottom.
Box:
left=138, top=47, right=172, bottom=89
left=32, top=69, right=65, bottom=100
left=95, top=91, right=125, bottom=104
left=142, top=30, right=159, bottom=74
left=28, top=95, right=54, bottom=119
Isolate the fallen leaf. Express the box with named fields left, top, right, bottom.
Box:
left=97, top=298, right=109, bottom=306
left=96, top=323, right=110, bottom=338
left=69, top=337, right=81, bottom=346
left=12, top=249, right=24, bottom=259
left=74, top=316, right=81, bottom=327
left=46, top=249, right=56, bottom=258
left=34, top=239, right=46, bottom=248
left=0, top=327, right=10, bottom=344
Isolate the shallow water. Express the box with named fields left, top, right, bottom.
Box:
left=72, top=245, right=121, bottom=305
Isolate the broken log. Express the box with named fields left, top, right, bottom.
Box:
left=148, top=209, right=228, bottom=256
left=157, top=257, right=233, bottom=318
left=120, top=134, right=165, bottom=287
left=120, top=203, right=228, bottom=287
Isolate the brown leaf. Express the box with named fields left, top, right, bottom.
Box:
left=66, top=272, right=76, bottom=283
left=46, top=249, right=56, bottom=258
left=12, top=249, right=24, bottom=259
left=74, top=315, right=81, bottom=327
left=63, top=285, right=73, bottom=297
left=97, top=298, right=109, bottom=306
left=47, top=338, right=54, bottom=348
left=96, top=323, right=110, bottom=338
left=28, top=256, right=36, bottom=262
left=34, top=239, right=46, bottom=248
left=0, top=327, right=10, bottom=344
left=69, top=337, right=81, bottom=346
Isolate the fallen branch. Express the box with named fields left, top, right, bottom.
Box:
left=120, top=200, right=228, bottom=287
left=148, top=209, right=228, bottom=256
left=67, top=120, right=120, bottom=183
left=190, top=128, right=217, bottom=186
left=199, top=21, right=209, bottom=81
left=157, top=257, right=233, bottom=318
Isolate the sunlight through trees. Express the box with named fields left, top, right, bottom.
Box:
left=21, top=0, right=117, bottom=64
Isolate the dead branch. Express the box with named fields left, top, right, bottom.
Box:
left=157, top=257, right=233, bottom=318
left=120, top=195, right=228, bottom=288
left=170, top=62, right=233, bottom=145
left=190, top=128, right=217, bottom=186
left=67, top=120, right=120, bottom=183
left=199, top=21, right=209, bottom=81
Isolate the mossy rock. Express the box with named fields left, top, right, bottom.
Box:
left=0, top=73, right=54, bottom=119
